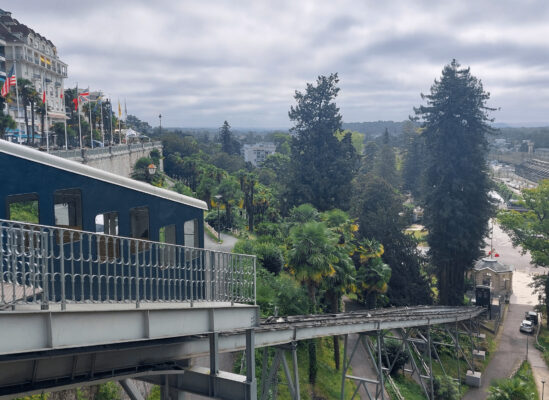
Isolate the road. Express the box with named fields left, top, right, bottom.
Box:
left=463, top=222, right=549, bottom=400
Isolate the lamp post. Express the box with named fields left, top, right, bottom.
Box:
left=158, top=114, right=162, bottom=136
left=543, top=380, right=546, bottom=400
left=147, top=163, right=157, bottom=183
left=214, top=194, right=222, bottom=242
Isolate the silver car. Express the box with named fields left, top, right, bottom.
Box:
left=520, top=319, right=534, bottom=334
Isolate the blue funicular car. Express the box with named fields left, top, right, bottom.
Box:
left=0, top=140, right=253, bottom=308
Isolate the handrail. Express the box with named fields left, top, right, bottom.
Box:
left=49, top=142, right=163, bottom=159
left=0, top=219, right=255, bottom=309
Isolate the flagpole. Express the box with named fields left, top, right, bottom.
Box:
left=109, top=99, right=113, bottom=146
left=89, top=88, right=94, bottom=149
left=44, top=76, right=49, bottom=152
left=77, top=83, right=82, bottom=149
left=118, top=98, right=121, bottom=144
left=99, top=95, right=105, bottom=146
left=12, top=47, right=23, bottom=143
left=64, top=117, right=68, bottom=150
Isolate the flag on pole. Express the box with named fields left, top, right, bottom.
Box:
left=1, top=65, right=16, bottom=97
left=78, top=89, right=90, bottom=103
left=42, top=89, right=46, bottom=104
left=118, top=99, right=122, bottom=118
left=72, top=98, right=78, bottom=111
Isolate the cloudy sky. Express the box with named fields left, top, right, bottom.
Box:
left=6, top=1, right=549, bottom=128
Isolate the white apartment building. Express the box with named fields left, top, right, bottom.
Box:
left=0, top=9, right=68, bottom=135
left=242, top=142, right=277, bottom=166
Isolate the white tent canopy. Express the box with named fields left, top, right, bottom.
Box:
left=123, top=128, right=140, bottom=137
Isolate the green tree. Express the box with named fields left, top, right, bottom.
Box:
left=288, top=221, right=337, bottom=386
left=414, top=60, right=494, bottom=305
left=238, top=171, right=258, bottom=232
left=18, top=79, right=37, bottom=144
left=487, top=378, right=533, bottom=400
left=288, top=73, right=357, bottom=211
left=219, top=120, right=241, bottom=155
left=498, top=180, right=549, bottom=323
left=37, top=99, right=47, bottom=146
left=0, top=95, right=16, bottom=138
left=351, top=174, right=432, bottom=306
left=320, top=209, right=357, bottom=369
left=381, top=339, right=409, bottom=376
left=402, top=122, right=425, bottom=198
left=374, top=129, right=399, bottom=187
left=215, top=176, right=243, bottom=230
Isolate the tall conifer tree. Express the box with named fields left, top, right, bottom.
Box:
left=288, top=73, right=357, bottom=211
left=414, top=60, right=494, bottom=305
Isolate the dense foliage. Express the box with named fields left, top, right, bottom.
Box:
left=499, top=180, right=549, bottom=324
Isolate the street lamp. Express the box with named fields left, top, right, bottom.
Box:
left=543, top=380, right=546, bottom=400
left=147, top=163, right=157, bottom=182
left=214, top=194, right=222, bottom=242
left=158, top=114, right=162, bottom=135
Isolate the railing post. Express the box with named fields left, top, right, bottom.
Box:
left=190, top=250, right=195, bottom=307
left=230, top=254, right=234, bottom=306
left=253, top=256, right=257, bottom=305
left=135, top=243, right=140, bottom=309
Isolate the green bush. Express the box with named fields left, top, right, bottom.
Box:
left=434, top=375, right=460, bottom=400
left=381, top=339, right=409, bottom=376
left=96, top=382, right=122, bottom=400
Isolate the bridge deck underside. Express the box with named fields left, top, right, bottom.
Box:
left=0, top=305, right=484, bottom=398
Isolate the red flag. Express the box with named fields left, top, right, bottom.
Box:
left=72, top=98, right=78, bottom=111
left=42, top=90, right=46, bottom=103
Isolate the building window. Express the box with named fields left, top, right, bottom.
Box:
left=130, top=207, right=149, bottom=240
left=54, top=189, right=82, bottom=230
left=6, top=193, right=39, bottom=224
left=130, top=206, right=149, bottom=253
left=95, top=211, right=119, bottom=260
left=184, top=219, right=198, bottom=248
left=159, top=224, right=176, bottom=268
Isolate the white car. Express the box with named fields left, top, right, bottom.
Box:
left=520, top=319, right=534, bottom=334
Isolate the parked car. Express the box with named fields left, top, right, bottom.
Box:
left=525, top=311, right=538, bottom=325
left=520, top=319, right=534, bottom=334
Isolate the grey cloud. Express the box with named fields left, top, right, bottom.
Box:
left=5, top=0, right=549, bottom=127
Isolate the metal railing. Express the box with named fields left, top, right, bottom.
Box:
left=0, top=219, right=255, bottom=309
left=49, top=142, right=162, bottom=160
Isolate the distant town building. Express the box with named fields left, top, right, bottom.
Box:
left=0, top=9, right=68, bottom=140
left=471, top=257, right=513, bottom=298
left=242, top=142, right=276, bottom=166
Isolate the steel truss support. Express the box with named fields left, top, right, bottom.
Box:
left=141, top=329, right=257, bottom=400
left=340, top=331, right=387, bottom=400
left=260, top=342, right=300, bottom=400
left=120, top=379, right=145, bottom=400
left=338, top=316, right=483, bottom=400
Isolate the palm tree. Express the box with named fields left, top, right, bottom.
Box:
left=17, top=79, right=34, bottom=144
left=38, top=100, right=46, bottom=146
left=320, top=209, right=356, bottom=369
left=288, top=221, right=337, bottom=387
left=288, top=221, right=337, bottom=308
left=487, top=377, right=533, bottom=400
left=215, top=177, right=243, bottom=230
